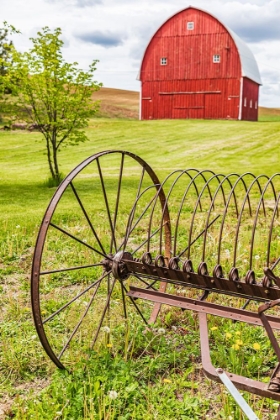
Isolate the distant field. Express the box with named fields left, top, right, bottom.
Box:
left=93, top=87, right=280, bottom=121
left=93, top=87, right=139, bottom=119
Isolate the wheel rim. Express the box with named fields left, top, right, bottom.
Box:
left=31, top=150, right=171, bottom=368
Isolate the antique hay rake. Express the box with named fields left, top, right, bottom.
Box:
left=31, top=150, right=280, bottom=412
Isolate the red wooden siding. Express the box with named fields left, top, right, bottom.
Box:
left=242, top=78, right=259, bottom=121
left=139, top=7, right=260, bottom=121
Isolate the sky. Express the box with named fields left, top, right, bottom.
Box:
left=2, top=0, right=280, bottom=107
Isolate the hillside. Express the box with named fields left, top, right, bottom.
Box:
left=93, top=87, right=139, bottom=119
left=93, top=87, right=280, bottom=121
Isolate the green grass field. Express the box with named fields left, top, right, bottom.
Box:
left=1, top=115, right=280, bottom=419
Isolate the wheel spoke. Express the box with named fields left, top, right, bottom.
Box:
left=121, top=283, right=149, bottom=325
left=90, top=275, right=117, bottom=349
left=49, top=222, right=111, bottom=260
left=120, top=184, right=159, bottom=252
left=132, top=273, right=158, bottom=291
left=40, top=263, right=103, bottom=275
left=110, top=153, right=124, bottom=253
left=70, top=182, right=107, bottom=255
left=58, top=279, right=103, bottom=360
left=96, top=158, right=117, bottom=253
left=43, top=271, right=110, bottom=324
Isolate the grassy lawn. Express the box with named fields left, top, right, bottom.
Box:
left=1, top=117, right=280, bottom=419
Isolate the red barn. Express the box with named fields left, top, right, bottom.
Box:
left=138, top=7, right=262, bottom=121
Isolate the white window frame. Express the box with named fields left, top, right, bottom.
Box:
left=187, top=21, right=194, bottom=30
left=160, top=57, right=167, bottom=66
left=250, top=99, right=252, bottom=108
left=255, top=101, right=258, bottom=109
left=244, top=97, right=247, bottom=107
left=213, top=55, right=220, bottom=63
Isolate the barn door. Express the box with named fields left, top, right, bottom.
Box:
left=172, top=94, right=205, bottom=119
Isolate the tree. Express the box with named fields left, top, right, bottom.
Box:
left=0, top=22, right=19, bottom=121
left=12, top=27, right=102, bottom=184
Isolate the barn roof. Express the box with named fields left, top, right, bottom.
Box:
left=227, top=28, right=262, bottom=85
left=139, top=6, right=262, bottom=85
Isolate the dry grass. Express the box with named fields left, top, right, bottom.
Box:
left=92, top=87, right=139, bottom=119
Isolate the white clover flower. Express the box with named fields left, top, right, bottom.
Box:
left=108, top=390, right=118, bottom=400
left=102, top=326, right=110, bottom=333
left=255, top=255, right=260, bottom=260
left=16, top=225, right=21, bottom=229
left=157, top=328, right=166, bottom=335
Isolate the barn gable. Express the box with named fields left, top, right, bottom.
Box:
left=139, top=7, right=261, bottom=121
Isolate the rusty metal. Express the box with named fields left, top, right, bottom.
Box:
left=31, top=150, right=280, bottom=411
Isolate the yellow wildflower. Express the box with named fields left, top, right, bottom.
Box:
left=236, top=339, right=243, bottom=346
left=226, top=333, right=232, bottom=339
left=232, top=344, right=240, bottom=350
left=211, top=326, right=218, bottom=331
left=253, top=343, right=260, bottom=351
left=235, top=331, right=241, bottom=336
left=163, top=379, right=172, bottom=383
left=107, top=343, right=112, bottom=348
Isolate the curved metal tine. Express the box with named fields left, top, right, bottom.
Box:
left=231, top=175, right=269, bottom=269
left=201, top=174, right=233, bottom=262
left=178, top=215, right=220, bottom=258
left=40, top=263, right=103, bottom=275
left=111, top=153, right=125, bottom=253
left=70, top=182, right=107, bottom=256
left=132, top=273, right=158, bottom=291
left=208, top=173, right=247, bottom=265
left=149, top=169, right=191, bottom=255
left=216, top=173, right=260, bottom=267
left=58, top=275, right=105, bottom=360
left=173, top=169, right=217, bottom=256
left=96, top=157, right=117, bottom=254
left=249, top=175, right=278, bottom=270
left=90, top=275, right=117, bottom=350
left=120, top=183, right=160, bottom=252
left=159, top=169, right=216, bottom=256
left=131, top=221, right=168, bottom=256
left=202, top=173, right=243, bottom=263
left=121, top=164, right=146, bottom=251
left=187, top=172, right=226, bottom=260
left=49, top=222, right=112, bottom=260
left=267, top=191, right=280, bottom=267
left=42, top=271, right=110, bottom=324
left=145, top=169, right=184, bottom=255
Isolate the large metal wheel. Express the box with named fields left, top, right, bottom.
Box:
left=31, top=151, right=171, bottom=369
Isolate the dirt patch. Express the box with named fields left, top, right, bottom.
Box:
left=0, top=378, right=50, bottom=419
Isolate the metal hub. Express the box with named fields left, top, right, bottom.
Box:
left=103, top=251, right=133, bottom=280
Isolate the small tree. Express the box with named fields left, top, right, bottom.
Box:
left=0, top=22, right=19, bottom=122
left=12, top=27, right=101, bottom=184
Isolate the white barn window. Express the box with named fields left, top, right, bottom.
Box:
left=250, top=100, right=252, bottom=108
left=213, top=55, right=220, bottom=63
left=160, top=57, right=167, bottom=65
left=244, top=97, right=247, bottom=107
left=187, top=22, right=194, bottom=30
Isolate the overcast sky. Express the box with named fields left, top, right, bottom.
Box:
left=2, top=0, right=280, bottom=107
